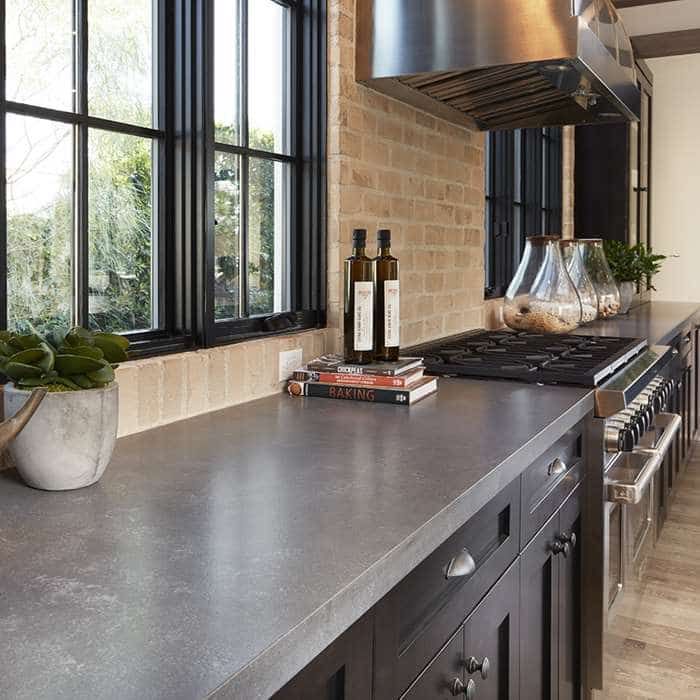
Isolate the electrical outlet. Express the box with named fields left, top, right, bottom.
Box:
left=279, top=348, right=303, bottom=383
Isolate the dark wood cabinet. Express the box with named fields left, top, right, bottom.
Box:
left=558, top=488, right=582, bottom=700
left=272, top=613, right=373, bottom=700
left=402, top=629, right=465, bottom=700
left=575, top=60, right=653, bottom=247
left=463, top=560, right=520, bottom=700
left=277, top=425, right=586, bottom=700
left=520, top=486, right=582, bottom=700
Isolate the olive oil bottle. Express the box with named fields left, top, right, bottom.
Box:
left=374, top=229, right=400, bottom=361
left=344, top=229, right=375, bottom=364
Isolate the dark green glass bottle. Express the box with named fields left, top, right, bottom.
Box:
left=344, top=229, right=375, bottom=364
left=374, top=229, right=400, bottom=362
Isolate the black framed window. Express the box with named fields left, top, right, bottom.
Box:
left=0, top=0, right=326, bottom=355
left=484, top=127, right=563, bottom=298
left=204, top=0, right=326, bottom=345
left=2, top=0, right=166, bottom=338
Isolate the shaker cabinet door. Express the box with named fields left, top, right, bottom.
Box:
left=557, top=486, right=582, bottom=700
left=273, top=613, right=373, bottom=700
left=463, top=560, right=520, bottom=700
left=519, top=509, right=560, bottom=700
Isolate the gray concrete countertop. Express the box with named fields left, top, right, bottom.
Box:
left=0, top=379, right=593, bottom=700
left=575, top=300, right=700, bottom=346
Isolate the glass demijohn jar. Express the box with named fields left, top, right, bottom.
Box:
left=503, top=235, right=582, bottom=334
left=559, top=239, right=598, bottom=324
left=578, top=238, right=621, bottom=319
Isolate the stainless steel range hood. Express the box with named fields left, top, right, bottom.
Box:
left=356, top=0, right=641, bottom=131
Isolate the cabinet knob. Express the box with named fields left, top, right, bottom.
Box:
left=446, top=548, right=477, bottom=579
left=450, top=678, right=477, bottom=698
left=557, top=531, right=577, bottom=549
left=551, top=540, right=570, bottom=558
left=466, top=655, right=490, bottom=680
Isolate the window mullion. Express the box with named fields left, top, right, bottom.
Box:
left=0, top=0, right=7, bottom=329
left=74, top=0, right=89, bottom=326
left=240, top=0, right=250, bottom=318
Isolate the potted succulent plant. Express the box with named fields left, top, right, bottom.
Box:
left=1, top=327, right=129, bottom=490
left=603, top=241, right=666, bottom=314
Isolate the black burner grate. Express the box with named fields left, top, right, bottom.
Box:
left=412, top=330, right=647, bottom=387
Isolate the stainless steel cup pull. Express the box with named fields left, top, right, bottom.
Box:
left=445, top=548, right=477, bottom=579
left=451, top=678, right=476, bottom=698
left=466, top=655, right=490, bottom=680
left=548, top=457, right=568, bottom=476
left=605, top=413, right=682, bottom=505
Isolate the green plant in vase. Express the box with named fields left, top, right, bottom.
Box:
left=0, top=327, right=129, bottom=392
left=603, top=241, right=666, bottom=314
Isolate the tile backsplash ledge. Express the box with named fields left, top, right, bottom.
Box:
left=114, top=329, right=328, bottom=437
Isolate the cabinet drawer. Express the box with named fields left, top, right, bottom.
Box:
left=374, top=478, right=520, bottom=699
left=520, top=424, right=583, bottom=547
left=400, top=628, right=464, bottom=700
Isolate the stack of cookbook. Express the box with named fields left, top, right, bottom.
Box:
left=287, top=354, right=437, bottom=405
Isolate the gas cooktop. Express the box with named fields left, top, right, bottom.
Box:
left=412, top=330, right=648, bottom=387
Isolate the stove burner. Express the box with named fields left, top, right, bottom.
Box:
left=413, top=329, right=647, bottom=388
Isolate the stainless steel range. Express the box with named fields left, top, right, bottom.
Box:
left=413, top=330, right=682, bottom=699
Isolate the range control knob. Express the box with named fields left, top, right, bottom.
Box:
left=619, top=426, right=635, bottom=452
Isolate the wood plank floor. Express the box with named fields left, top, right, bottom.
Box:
left=603, top=445, right=700, bottom=699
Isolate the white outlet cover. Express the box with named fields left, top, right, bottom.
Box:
left=279, top=348, right=303, bottom=383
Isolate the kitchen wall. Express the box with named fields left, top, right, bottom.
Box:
left=646, top=54, right=700, bottom=302
left=91, top=1, right=575, bottom=439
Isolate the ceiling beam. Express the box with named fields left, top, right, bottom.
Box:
left=614, top=0, right=679, bottom=8
left=632, top=28, right=700, bottom=57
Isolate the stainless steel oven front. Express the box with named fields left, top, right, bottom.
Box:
left=583, top=349, right=682, bottom=700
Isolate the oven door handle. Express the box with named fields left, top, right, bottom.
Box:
left=605, top=413, right=682, bottom=505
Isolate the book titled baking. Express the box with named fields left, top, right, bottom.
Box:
left=287, top=376, right=437, bottom=405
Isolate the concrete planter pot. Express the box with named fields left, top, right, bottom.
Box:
left=618, top=281, right=636, bottom=315
left=3, top=383, right=119, bottom=491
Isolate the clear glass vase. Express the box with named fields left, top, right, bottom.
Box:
left=503, top=236, right=582, bottom=334
left=578, top=238, right=621, bottom=319
left=559, top=240, right=598, bottom=324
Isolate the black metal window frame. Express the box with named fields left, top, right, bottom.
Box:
left=201, top=0, right=326, bottom=346
left=484, top=127, right=563, bottom=299
left=0, top=0, right=327, bottom=357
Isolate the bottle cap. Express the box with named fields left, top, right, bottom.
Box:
left=378, top=229, right=391, bottom=245
left=353, top=229, right=367, bottom=246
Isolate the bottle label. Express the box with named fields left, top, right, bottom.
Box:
left=384, top=280, right=400, bottom=347
left=353, top=281, right=374, bottom=351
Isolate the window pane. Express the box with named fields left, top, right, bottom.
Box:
left=6, top=0, right=74, bottom=111
left=88, top=0, right=154, bottom=127
left=248, top=158, right=290, bottom=315
left=214, top=152, right=241, bottom=321
left=214, top=0, right=241, bottom=145
left=6, top=115, right=73, bottom=332
left=249, top=0, right=291, bottom=154
left=88, top=129, right=155, bottom=332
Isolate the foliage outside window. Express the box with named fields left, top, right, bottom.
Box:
left=484, top=128, right=563, bottom=299
left=1, top=0, right=326, bottom=355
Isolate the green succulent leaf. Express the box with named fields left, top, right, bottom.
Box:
left=60, top=344, right=104, bottom=361
left=9, top=347, right=46, bottom=365
left=0, top=341, right=14, bottom=356
left=92, top=335, right=128, bottom=363
left=54, top=354, right=105, bottom=375
left=8, top=333, right=42, bottom=351
left=16, top=376, right=50, bottom=388
left=72, top=374, right=95, bottom=389
left=4, top=361, right=44, bottom=380
left=87, top=362, right=115, bottom=386
left=94, top=332, right=129, bottom=350
left=51, top=376, right=82, bottom=391
left=64, top=327, right=95, bottom=347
